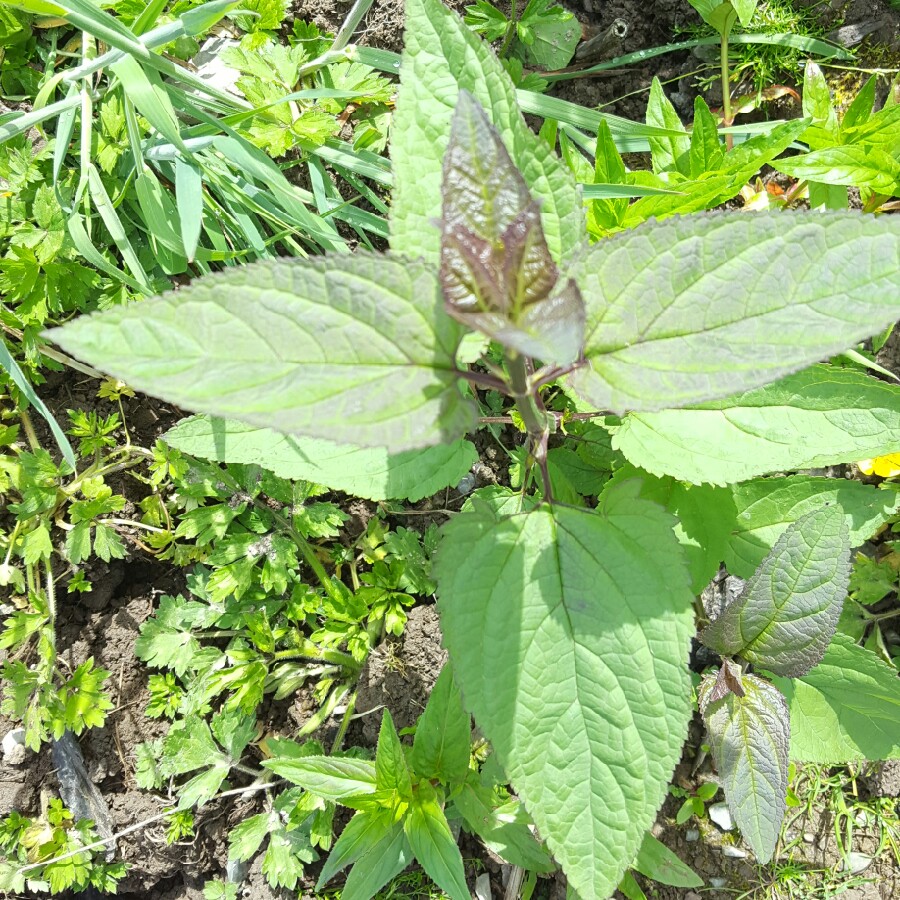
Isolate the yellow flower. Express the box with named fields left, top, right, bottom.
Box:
left=857, top=454, right=900, bottom=478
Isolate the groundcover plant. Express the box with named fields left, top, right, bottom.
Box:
left=47, top=0, right=900, bottom=896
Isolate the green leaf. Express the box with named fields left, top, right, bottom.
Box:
left=316, top=810, right=393, bottom=890
left=376, top=710, right=413, bottom=801
left=726, top=475, right=900, bottom=578
left=842, top=76, right=876, bottom=131
left=453, top=780, right=555, bottom=872
left=404, top=786, right=469, bottom=900
left=342, top=823, right=413, bottom=900
left=439, top=92, right=584, bottom=365
left=703, top=507, right=850, bottom=677
left=434, top=480, right=694, bottom=900
left=772, top=634, right=900, bottom=762
left=261, top=756, right=377, bottom=802
left=229, top=812, right=272, bottom=862
left=160, top=717, right=223, bottom=777
left=164, top=415, right=478, bottom=502
left=699, top=673, right=790, bottom=863
left=614, top=365, right=900, bottom=485
left=687, top=0, right=738, bottom=34
left=775, top=146, right=900, bottom=195
left=410, top=665, right=471, bottom=784
left=390, top=0, right=583, bottom=267
left=689, top=95, right=724, bottom=178
left=632, top=833, right=702, bottom=888
left=48, top=255, right=476, bottom=452
left=570, top=213, right=900, bottom=415
left=646, top=78, right=690, bottom=176
left=602, top=466, right=736, bottom=593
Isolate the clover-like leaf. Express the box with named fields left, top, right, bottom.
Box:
left=702, top=505, right=851, bottom=676
left=440, top=92, right=584, bottom=365
left=699, top=673, right=789, bottom=863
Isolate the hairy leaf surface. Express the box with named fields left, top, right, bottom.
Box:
left=602, top=465, right=736, bottom=593
left=440, top=93, right=584, bottom=364
left=772, top=634, right=900, bottom=762
left=49, top=255, right=476, bottom=452
left=435, top=481, right=694, bottom=900
left=164, top=415, right=478, bottom=503
left=702, top=506, right=850, bottom=676
left=614, top=365, right=900, bottom=485
left=390, top=0, right=583, bottom=265
left=570, top=214, right=900, bottom=414
left=699, top=673, right=789, bottom=863
left=726, top=476, right=900, bottom=578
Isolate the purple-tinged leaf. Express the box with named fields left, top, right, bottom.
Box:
left=439, top=92, right=584, bottom=364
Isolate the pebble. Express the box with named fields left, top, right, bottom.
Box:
left=710, top=877, right=728, bottom=888
left=456, top=472, right=477, bottom=495
left=708, top=802, right=734, bottom=831
left=803, top=832, right=816, bottom=844
left=685, top=828, right=700, bottom=842
left=843, top=852, right=873, bottom=875
left=1, top=728, right=26, bottom=766
left=685, top=893, right=702, bottom=900
left=722, top=845, right=748, bottom=859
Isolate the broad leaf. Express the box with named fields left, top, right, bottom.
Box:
left=316, top=810, right=393, bottom=890
left=453, top=780, right=555, bottom=872
left=440, top=92, right=584, bottom=365
left=602, top=465, right=736, bottom=593
left=699, top=673, right=790, bottom=863
left=404, top=786, right=469, bottom=900
left=341, top=823, right=414, bottom=900
left=702, top=506, right=850, bottom=676
left=410, top=664, right=471, bottom=784
left=772, top=634, right=900, bottom=762
left=261, top=756, right=377, bottom=801
left=614, top=365, right=900, bottom=485
left=646, top=78, right=690, bottom=176
left=689, top=96, right=724, bottom=179
left=164, top=416, right=478, bottom=503
left=775, top=146, right=900, bottom=195
left=435, top=480, right=694, bottom=900
left=726, top=475, right=900, bottom=578
left=390, top=0, right=583, bottom=266
left=569, top=213, right=900, bottom=415
left=48, top=255, right=476, bottom=452
left=632, top=833, right=702, bottom=888
left=687, top=0, right=738, bottom=34
left=376, top=710, right=413, bottom=801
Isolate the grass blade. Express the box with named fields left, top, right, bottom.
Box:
left=175, top=158, right=204, bottom=261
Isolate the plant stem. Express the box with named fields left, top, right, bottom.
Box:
left=498, top=0, right=518, bottom=58
left=507, top=353, right=554, bottom=503
left=720, top=32, right=733, bottom=150
left=330, top=690, right=357, bottom=753
left=19, top=408, right=41, bottom=453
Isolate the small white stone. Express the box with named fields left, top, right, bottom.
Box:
left=710, top=877, right=728, bottom=888
left=722, top=845, right=748, bottom=859
left=803, top=832, right=815, bottom=844
left=843, top=852, right=873, bottom=875
left=685, top=828, right=700, bottom=842
left=708, top=802, right=734, bottom=831
left=685, top=893, right=702, bottom=900
left=475, top=872, right=492, bottom=900
left=1, top=728, right=26, bottom=765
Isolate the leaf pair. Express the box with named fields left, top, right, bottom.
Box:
left=698, top=505, right=851, bottom=862
left=440, top=92, right=584, bottom=365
